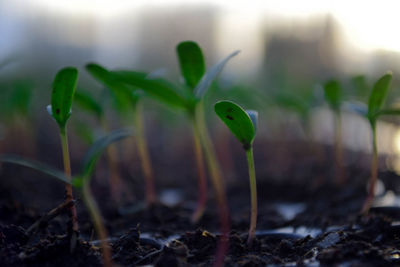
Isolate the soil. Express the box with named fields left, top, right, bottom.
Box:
left=2, top=140, right=400, bottom=266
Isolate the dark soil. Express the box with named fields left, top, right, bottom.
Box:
left=2, top=141, right=400, bottom=266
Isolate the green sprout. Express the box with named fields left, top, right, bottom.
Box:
left=86, top=64, right=157, bottom=205
left=348, top=72, right=400, bottom=213
left=74, top=90, right=125, bottom=204
left=47, top=67, right=79, bottom=251
left=324, top=80, right=345, bottom=185
left=0, top=129, right=132, bottom=267
left=362, top=72, right=400, bottom=213
left=92, top=41, right=239, bottom=265
left=214, top=100, right=258, bottom=245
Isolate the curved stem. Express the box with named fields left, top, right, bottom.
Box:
left=133, top=103, right=156, bottom=205
left=245, top=147, right=257, bottom=246
left=190, top=120, right=208, bottom=223
left=59, top=127, right=79, bottom=251
left=82, top=179, right=113, bottom=267
left=194, top=103, right=229, bottom=267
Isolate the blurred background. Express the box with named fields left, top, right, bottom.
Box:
left=3, top=0, right=400, bottom=180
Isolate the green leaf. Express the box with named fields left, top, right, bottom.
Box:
left=81, top=128, right=133, bottom=178
left=86, top=63, right=142, bottom=113
left=368, top=72, right=392, bottom=118
left=74, top=90, right=103, bottom=119
left=376, top=108, right=400, bottom=117
left=176, top=41, right=206, bottom=89
left=214, top=100, right=257, bottom=149
left=112, top=70, right=189, bottom=110
left=194, top=50, right=240, bottom=99
left=324, top=79, right=341, bottom=111
left=0, top=154, right=70, bottom=184
left=50, top=67, right=78, bottom=128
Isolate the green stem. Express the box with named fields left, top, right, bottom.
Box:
left=190, top=119, right=208, bottom=223
left=245, top=147, right=257, bottom=246
left=133, top=103, right=156, bottom=205
left=82, top=178, right=113, bottom=267
left=193, top=103, right=229, bottom=267
left=362, top=122, right=378, bottom=214
left=59, top=127, right=79, bottom=251
left=334, top=111, right=345, bottom=185
left=100, top=117, right=123, bottom=204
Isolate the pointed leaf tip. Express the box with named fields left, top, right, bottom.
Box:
left=368, top=72, right=393, bottom=119
left=194, top=50, right=240, bottom=99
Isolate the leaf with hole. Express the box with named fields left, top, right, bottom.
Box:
left=177, top=41, right=206, bottom=90
left=214, top=100, right=257, bottom=149
left=50, top=67, right=78, bottom=128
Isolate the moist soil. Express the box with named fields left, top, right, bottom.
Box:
left=2, top=140, right=400, bottom=266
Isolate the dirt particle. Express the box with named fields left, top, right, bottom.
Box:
left=56, top=108, right=60, bottom=114
left=226, top=115, right=234, bottom=120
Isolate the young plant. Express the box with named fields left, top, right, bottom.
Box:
left=47, top=67, right=79, bottom=251
left=74, top=90, right=125, bottom=204
left=0, top=129, right=132, bottom=267
left=357, top=72, right=400, bottom=213
left=324, top=80, right=345, bottom=185
left=86, top=64, right=157, bottom=205
left=214, top=100, right=258, bottom=246
left=91, top=41, right=239, bottom=266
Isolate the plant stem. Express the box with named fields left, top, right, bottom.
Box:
left=133, top=103, right=156, bottom=205
left=245, top=147, right=257, bottom=246
left=193, top=103, right=229, bottom=267
left=334, top=111, right=345, bottom=185
left=100, top=117, right=123, bottom=204
left=82, top=178, right=113, bottom=267
left=190, top=120, right=208, bottom=223
left=59, top=127, right=79, bottom=252
left=362, top=122, right=378, bottom=214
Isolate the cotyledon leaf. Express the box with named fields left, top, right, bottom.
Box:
left=80, top=128, right=133, bottom=180
left=50, top=67, right=78, bottom=128
left=0, top=154, right=70, bottom=184
left=324, top=79, right=341, bottom=111
left=194, top=50, right=240, bottom=99
left=214, top=100, right=257, bottom=149
left=368, top=72, right=392, bottom=119
left=176, top=41, right=206, bottom=90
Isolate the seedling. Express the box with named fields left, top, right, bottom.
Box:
left=214, top=100, right=258, bottom=245
left=348, top=72, right=400, bottom=213
left=47, top=67, right=79, bottom=251
left=96, top=41, right=239, bottom=266
left=362, top=73, right=400, bottom=213
left=324, top=80, right=345, bottom=185
left=86, top=64, right=157, bottom=205
left=74, top=90, right=125, bottom=203
left=0, top=129, right=132, bottom=267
